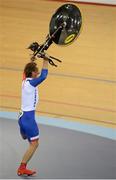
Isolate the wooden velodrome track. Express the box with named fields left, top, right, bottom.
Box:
left=0, top=0, right=116, bottom=128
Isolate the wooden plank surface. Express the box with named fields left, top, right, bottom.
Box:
left=0, top=0, right=116, bottom=128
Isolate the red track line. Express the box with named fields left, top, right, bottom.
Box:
left=0, top=94, right=116, bottom=113
left=41, top=98, right=116, bottom=113
left=46, top=0, right=116, bottom=7
left=1, top=105, right=116, bottom=126
left=37, top=110, right=116, bottom=126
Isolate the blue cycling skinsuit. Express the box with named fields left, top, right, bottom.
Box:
left=18, top=69, right=48, bottom=142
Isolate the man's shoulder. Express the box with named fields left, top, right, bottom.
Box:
left=22, top=79, right=35, bottom=90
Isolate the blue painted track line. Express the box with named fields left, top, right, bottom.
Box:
left=1, top=67, right=116, bottom=84
left=0, top=111, right=115, bottom=140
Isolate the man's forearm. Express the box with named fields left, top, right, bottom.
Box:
left=42, top=59, right=48, bottom=69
